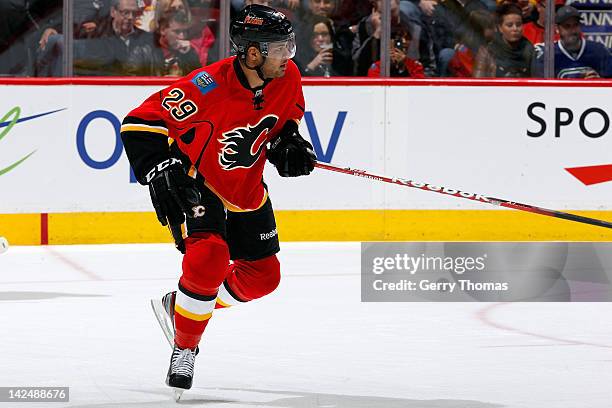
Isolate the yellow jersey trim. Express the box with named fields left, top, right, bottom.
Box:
left=215, top=298, right=232, bottom=308
left=204, top=181, right=268, bottom=213
left=120, top=124, right=169, bottom=136
left=175, top=304, right=213, bottom=321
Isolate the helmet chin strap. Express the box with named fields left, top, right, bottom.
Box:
left=244, top=55, right=267, bottom=82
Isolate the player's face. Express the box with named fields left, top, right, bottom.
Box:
left=498, top=13, right=523, bottom=44
left=246, top=47, right=288, bottom=78
left=557, top=18, right=582, bottom=50
left=260, top=36, right=296, bottom=78
left=261, top=55, right=289, bottom=78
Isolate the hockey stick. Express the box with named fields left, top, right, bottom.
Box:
left=314, top=162, right=612, bottom=230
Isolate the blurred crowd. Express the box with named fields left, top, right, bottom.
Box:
left=0, top=0, right=610, bottom=78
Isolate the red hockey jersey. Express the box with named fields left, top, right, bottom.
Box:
left=121, top=56, right=305, bottom=211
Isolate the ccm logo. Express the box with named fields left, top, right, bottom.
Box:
left=145, top=158, right=182, bottom=182
left=527, top=102, right=610, bottom=138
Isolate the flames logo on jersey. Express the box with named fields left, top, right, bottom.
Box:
left=218, top=115, right=279, bottom=170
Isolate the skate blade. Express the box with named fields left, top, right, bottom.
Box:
left=151, top=298, right=174, bottom=348
left=173, top=388, right=184, bottom=402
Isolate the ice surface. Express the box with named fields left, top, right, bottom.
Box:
left=0, top=243, right=611, bottom=407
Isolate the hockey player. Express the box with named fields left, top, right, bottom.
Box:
left=120, top=4, right=316, bottom=399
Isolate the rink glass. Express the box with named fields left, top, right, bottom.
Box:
left=0, top=0, right=609, bottom=78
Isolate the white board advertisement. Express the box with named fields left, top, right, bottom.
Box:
left=0, top=84, right=609, bottom=213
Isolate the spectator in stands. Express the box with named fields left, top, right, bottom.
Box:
left=496, top=0, right=534, bottom=22
left=398, top=0, right=489, bottom=76
left=368, top=28, right=425, bottom=77
left=144, top=0, right=216, bottom=66
left=335, top=0, right=372, bottom=27
left=73, top=0, right=154, bottom=75
left=522, top=0, right=545, bottom=44
left=473, top=3, right=534, bottom=77
left=283, top=0, right=300, bottom=11
left=307, top=0, right=336, bottom=17
left=295, top=0, right=338, bottom=40
left=352, top=0, right=426, bottom=75
left=190, top=0, right=224, bottom=65
left=521, top=0, right=564, bottom=45
left=403, top=0, right=441, bottom=75
left=533, top=6, right=612, bottom=78
left=74, top=0, right=113, bottom=39
left=190, top=22, right=218, bottom=66
left=35, top=33, right=64, bottom=77
left=430, top=0, right=488, bottom=76
left=0, top=0, right=62, bottom=76
left=296, top=15, right=347, bottom=76
left=448, top=9, right=495, bottom=76
left=137, top=0, right=157, bottom=32
left=352, top=0, right=385, bottom=75
left=36, top=1, right=113, bottom=76
left=294, top=0, right=353, bottom=75
left=135, top=0, right=155, bottom=31
left=245, top=0, right=271, bottom=5
left=149, top=0, right=192, bottom=31
left=37, top=0, right=112, bottom=76
left=297, top=16, right=335, bottom=76
left=128, top=11, right=201, bottom=75
left=34, top=1, right=66, bottom=77
left=515, top=0, right=534, bottom=23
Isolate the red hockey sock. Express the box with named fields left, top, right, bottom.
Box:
left=215, top=255, right=281, bottom=308
left=174, top=233, right=230, bottom=349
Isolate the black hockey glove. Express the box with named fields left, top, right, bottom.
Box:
left=267, top=121, right=317, bottom=177
left=145, top=158, right=204, bottom=226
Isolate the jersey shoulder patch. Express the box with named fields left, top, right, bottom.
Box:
left=191, top=70, right=218, bottom=95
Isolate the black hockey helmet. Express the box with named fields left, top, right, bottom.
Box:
left=230, top=5, right=296, bottom=59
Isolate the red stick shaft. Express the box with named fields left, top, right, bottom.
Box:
left=314, top=162, right=612, bottom=229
